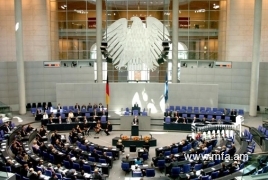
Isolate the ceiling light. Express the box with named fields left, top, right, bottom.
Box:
left=195, top=9, right=206, bottom=13
left=213, top=4, right=220, bottom=9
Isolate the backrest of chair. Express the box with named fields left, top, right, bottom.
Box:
left=199, top=115, right=204, bottom=119
left=99, top=158, right=106, bottom=163
left=225, top=116, right=230, bottom=120
left=88, top=157, right=95, bottom=162
left=124, top=112, right=129, bottom=116
left=165, top=117, right=171, bottom=124
left=182, top=114, right=187, bottom=118
left=61, top=113, right=66, bottom=118
left=182, top=106, right=186, bottom=110
left=133, top=172, right=142, bottom=177
left=146, top=169, right=155, bottom=177
left=142, top=112, right=147, bottom=116
left=121, top=162, right=129, bottom=169
left=190, top=114, right=195, bottom=119
left=216, top=116, right=221, bottom=120
left=157, top=160, right=165, bottom=166
left=169, top=106, right=175, bottom=111
left=101, top=116, right=107, bottom=123
left=69, top=106, right=74, bottom=110
left=175, top=106, right=180, bottom=111
left=83, top=164, right=91, bottom=173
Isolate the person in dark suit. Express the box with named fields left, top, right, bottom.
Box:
left=104, top=121, right=112, bottom=136
left=133, top=116, right=139, bottom=125
left=91, top=168, right=103, bottom=180
left=164, top=111, right=172, bottom=117
left=43, top=105, right=49, bottom=111
left=227, top=144, right=236, bottom=157
left=91, top=149, right=100, bottom=162
left=87, top=103, right=93, bottom=110
left=134, top=102, right=139, bottom=107
left=65, top=169, right=77, bottom=180
left=231, top=109, right=237, bottom=116
left=81, top=104, right=86, bottom=110
left=74, top=103, right=80, bottom=110
left=93, top=103, right=98, bottom=109
left=152, top=153, right=165, bottom=166
left=218, top=163, right=227, bottom=177
left=2, top=123, right=11, bottom=134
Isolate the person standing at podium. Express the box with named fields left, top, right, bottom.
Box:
left=133, top=116, right=139, bottom=125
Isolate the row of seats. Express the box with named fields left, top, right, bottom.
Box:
left=31, top=107, right=106, bottom=115
left=258, top=125, right=268, bottom=139
left=166, top=106, right=244, bottom=115
left=26, top=102, right=52, bottom=109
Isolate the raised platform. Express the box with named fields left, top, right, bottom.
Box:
left=112, top=137, right=157, bottom=147
left=163, top=123, right=192, bottom=131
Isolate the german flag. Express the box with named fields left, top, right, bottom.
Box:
left=106, top=75, right=110, bottom=106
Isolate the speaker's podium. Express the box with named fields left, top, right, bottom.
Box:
left=131, top=124, right=139, bottom=136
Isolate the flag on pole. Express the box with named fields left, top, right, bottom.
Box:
left=106, top=75, right=110, bottom=105
left=164, top=72, right=168, bottom=104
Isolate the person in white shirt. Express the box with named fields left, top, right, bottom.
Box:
left=68, top=111, right=74, bottom=118
left=43, top=112, right=48, bottom=120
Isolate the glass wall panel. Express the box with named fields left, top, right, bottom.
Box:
left=50, top=0, right=226, bottom=82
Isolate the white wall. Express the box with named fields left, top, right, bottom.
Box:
left=181, top=62, right=251, bottom=111
left=226, top=0, right=268, bottom=62
left=0, top=0, right=50, bottom=62
left=56, top=83, right=219, bottom=112
left=0, top=62, right=94, bottom=111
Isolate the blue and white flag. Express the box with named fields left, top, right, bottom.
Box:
left=164, top=72, right=168, bottom=104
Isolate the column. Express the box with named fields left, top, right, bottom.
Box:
left=249, top=0, right=262, bottom=116
left=172, top=0, right=178, bottom=83
left=96, top=0, right=103, bottom=83
left=14, top=0, right=26, bottom=114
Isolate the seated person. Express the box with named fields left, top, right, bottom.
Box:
left=87, top=103, right=92, bottom=110
left=173, top=111, right=179, bottom=117
left=98, top=103, right=103, bottom=109
left=187, top=169, right=199, bottom=179
left=133, top=165, right=146, bottom=176
left=43, top=112, right=48, bottom=119
left=174, top=115, right=179, bottom=123
left=57, top=103, right=62, bottom=110
left=26, top=124, right=34, bottom=133
left=229, top=161, right=240, bottom=173
left=68, top=111, right=74, bottom=119
left=152, top=153, right=165, bottom=166
left=66, top=117, right=71, bottom=124
left=74, top=103, right=80, bottom=110
left=94, top=120, right=102, bottom=134
left=104, top=121, right=112, bottom=136
left=81, top=104, right=86, bottom=110
left=164, top=111, right=172, bottom=117
left=117, top=139, right=125, bottom=154
left=48, top=117, right=54, bottom=124
left=93, top=103, right=98, bottom=109
left=91, top=168, right=103, bottom=180
left=227, top=144, right=236, bottom=157
left=134, top=157, right=142, bottom=165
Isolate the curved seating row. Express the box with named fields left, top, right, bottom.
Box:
left=153, top=125, right=249, bottom=179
